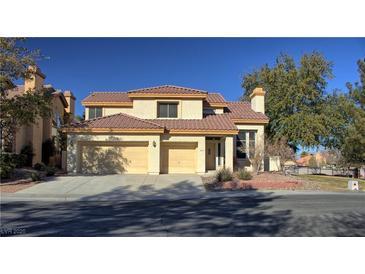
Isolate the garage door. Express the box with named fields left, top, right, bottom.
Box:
left=80, top=141, right=148, bottom=174
left=160, top=142, right=197, bottom=174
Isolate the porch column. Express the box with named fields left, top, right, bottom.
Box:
left=225, top=136, right=234, bottom=171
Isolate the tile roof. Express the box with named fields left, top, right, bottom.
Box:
left=69, top=113, right=163, bottom=129
left=127, top=85, right=207, bottom=95
left=205, top=93, right=226, bottom=103
left=67, top=112, right=238, bottom=132
left=225, top=102, right=268, bottom=120
left=150, top=114, right=237, bottom=131
left=82, top=92, right=131, bottom=103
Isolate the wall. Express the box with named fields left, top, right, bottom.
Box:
left=103, top=107, right=134, bottom=116
left=85, top=98, right=204, bottom=120
left=67, top=134, right=160, bottom=175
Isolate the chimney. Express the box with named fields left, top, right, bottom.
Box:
left=249, top=87, right=265, bottom=114
left=64, top=90, right=76, bottom=120
left=24, top=66, right=46, bottom=92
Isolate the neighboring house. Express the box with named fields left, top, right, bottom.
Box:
left=3, top=66, right=76, bottom=166
left=296, top=152, right=327, bottom=167
left=64, top=85, right=269, bottom=174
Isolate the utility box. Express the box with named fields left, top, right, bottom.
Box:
left=348, top=180, right=359, bottom=191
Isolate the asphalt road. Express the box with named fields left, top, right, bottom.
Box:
left=1, top=192, right=364, bottom=236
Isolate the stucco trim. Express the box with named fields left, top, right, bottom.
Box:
left=232, top=118, right=269, bottom=124
left=62, top=128, right=165, bottom=134
left=82, top=102, right=133, bottom=107
left=128, top=93, right=207, bottom=99
left=169, top=129, right=239, bottom=135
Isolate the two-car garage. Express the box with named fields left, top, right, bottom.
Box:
left=78, top=140, right=198, bottom=174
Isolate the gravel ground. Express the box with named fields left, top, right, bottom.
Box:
left=202, top=172, right=324, bottom=191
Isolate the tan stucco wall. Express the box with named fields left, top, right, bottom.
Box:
left=84, top=98, right=203, bottom=120
left=103, top=107, right=134, bottom=116
left=161, top=134, right=206, bottom=174
left=251, top=95, right=265, bottom=114
left=213, top=107, right=224, bottom=114
left=180, top=100, right=203, bottom=119
left=67, top=134, right=161, bottom=175
left=87, top=99, right=204, bottom=120
left=13, top=96, right=66, bottom=165
left=224, top=136, right=234, bottom=170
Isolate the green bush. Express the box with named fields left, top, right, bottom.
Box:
left=42, top=138, right=56, bottom=165
left=215, top=167, right=233, bottom=182
left=13, top=154, right=27, bottom=168
left=20, top=144, right=34, bottom=167
left=0, top=153, right=16, bottom=179
left=236, top=168, right=253, bottom=180
left=45, top=166, right=56, bottom=176
left=31, top=172, right=41, bottom=182
left=34, top=162, right=46, bottom=171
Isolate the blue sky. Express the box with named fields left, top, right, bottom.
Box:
left=24, top=38, right=365, bottom=116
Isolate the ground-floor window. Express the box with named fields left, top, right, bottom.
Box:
left=236, top=130, right=256, bottom=159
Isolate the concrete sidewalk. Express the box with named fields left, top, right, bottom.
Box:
left=1, top=174, right=205, bottom=202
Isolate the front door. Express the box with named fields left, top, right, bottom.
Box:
left=206, top=142, right=216, bottom=170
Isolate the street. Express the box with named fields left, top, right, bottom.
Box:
left=1, top=192, right=364, bottom=236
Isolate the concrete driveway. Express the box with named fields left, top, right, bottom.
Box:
left=12, top=174, right=205, bottom=201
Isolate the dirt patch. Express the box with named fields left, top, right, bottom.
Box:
left=0, top=180, right=36, bottom=193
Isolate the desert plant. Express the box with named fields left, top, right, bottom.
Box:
left=30, top=172, right=41, bottom=182
left=33, top=162, right=46, bottom=171
left=236, top=168, right=252, bottom=180
left=45, top=166, right=56, bottom=176
left=215, top=167, right=233, bottom=182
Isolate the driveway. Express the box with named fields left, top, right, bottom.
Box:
left=8, top=174, right=204, bottom=201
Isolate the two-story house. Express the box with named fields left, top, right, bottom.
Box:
left=4, top=66, right=76, bottom=166
left=64, top=85, right=268, bottom=175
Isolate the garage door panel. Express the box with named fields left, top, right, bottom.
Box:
left=80, top=142, right=148, bottom=174
left=161, top=142, right=197, bottom=174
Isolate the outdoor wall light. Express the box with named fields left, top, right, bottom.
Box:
left=153, top=141, right=156, bottom=147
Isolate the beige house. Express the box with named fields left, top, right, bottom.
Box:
left=64, top=85, right=268, bottom=175
left=4, top=67, right=76, bottom=166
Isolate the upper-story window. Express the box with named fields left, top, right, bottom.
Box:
left=89, top=107, right=102, bottom=119
left=158, top=102, right=178, bottom=118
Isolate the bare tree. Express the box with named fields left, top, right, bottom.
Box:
left=265, top=138, right=295, bottom=173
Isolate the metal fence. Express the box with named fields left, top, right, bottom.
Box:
left=284, top=166, right=355, bottom=177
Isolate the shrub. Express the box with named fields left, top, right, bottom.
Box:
left=34, top=162, right=46, bottom=171
left=0, top=153, right=16, bottom=179
left=42, top=138, right=56, bottom=165
left=13, top=154, right=27, bottom=168
left=215, top=167, right=233, bottom=182
left=20, top=144, right=34, bottom=167
left=31, top=172, right=41, bottom=182
left=236, top=168, right=253, bottom=180
left=45, top=166, right=56, bottom=176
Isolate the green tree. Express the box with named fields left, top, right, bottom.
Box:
left=341, top=59, right=365, bottom=168
left=347, top=58, right=365, bottom=110
left=241, top=52, right=334, bottom=149
left=0, top=38, right=52, bottom=150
